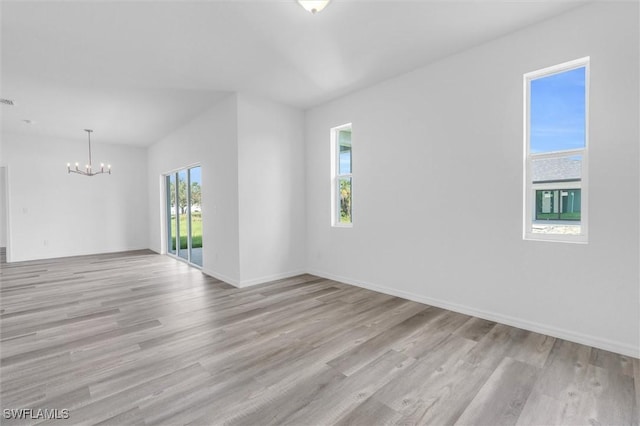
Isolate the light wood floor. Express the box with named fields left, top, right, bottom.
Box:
left=1, top=249, right=638, bottom=425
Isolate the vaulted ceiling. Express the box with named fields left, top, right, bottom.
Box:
left=1, top=0, right=585, bottom=146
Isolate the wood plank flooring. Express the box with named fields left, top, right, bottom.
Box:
left=1, top=249, right=638, bottom=425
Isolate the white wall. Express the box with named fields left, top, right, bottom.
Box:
left=0, top=166, right=7, bottom=248
left=305, top=3, right=639, bottom=357
left=2, top=133, right=148, bottom=262
left=0, top=137, right=4, bottom=249
left=237, top=94, right=306, bottom=285
left=147, top=93, right=306, bottom=287
left=147, top=94, right=241, bottom=284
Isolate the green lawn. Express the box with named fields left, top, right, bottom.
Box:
left=170, top=213, right=202, bottom=250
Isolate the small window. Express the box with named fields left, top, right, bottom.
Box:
left=331, top=124, right=352, bottom=226
left=524, top=58, right=589, bottom=242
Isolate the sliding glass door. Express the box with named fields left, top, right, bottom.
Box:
left=177, top=169, right=189, bottom=261
left=189, top=167, right=202, bottom=266
left=165, top=165, right=202, bottom=267
left=167, top=174, right=177, bottom=256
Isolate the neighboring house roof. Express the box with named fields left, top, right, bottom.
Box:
left=532, top=156, right=582, bottom=182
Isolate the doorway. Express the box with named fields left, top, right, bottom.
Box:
left=165, top=165, right=202, bottom=267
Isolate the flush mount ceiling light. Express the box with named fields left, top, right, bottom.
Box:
left=67, top=129, right=111, bottom=176
left=297, top=0, right=330, bottom=14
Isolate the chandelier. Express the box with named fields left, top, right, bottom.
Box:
left=67, top=129, right=111, bottom=176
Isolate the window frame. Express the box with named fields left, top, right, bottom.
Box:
left=523, top=57, right=590, bottom=243
left=331, top=123, right=353, bottom=227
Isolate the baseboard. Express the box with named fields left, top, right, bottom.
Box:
left=237, top=270, right=307, bottom=288
left=6, top=246, right=151, bottom=263
left=201, top=268, right=241, bottom=287
left=308, top=269, right=640, bottom=359
left=202, top=268, right=307, bottom=289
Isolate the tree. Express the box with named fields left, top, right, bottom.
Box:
left=178, top=179, right=188, bottom=213
left=169, top=181, right=176, bottom=213
left=191, top=181, right=201, bottom=209
left=170, top=179, right=201, bottom=214
left=339, top=179, right=351, bottom=222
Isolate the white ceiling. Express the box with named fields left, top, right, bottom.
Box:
left=1, top=0, right=586, bottom=147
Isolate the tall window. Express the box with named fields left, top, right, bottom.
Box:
left=524, top=58, right=589, bottom=242
left=332, top=124, right=352, bottom=226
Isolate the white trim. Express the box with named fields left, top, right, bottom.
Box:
left=201, top=268, right=306, bottom=288
left=523, top=57, right=590, bottom=244
left=159, top=174, right=167, bottom=255
left=582, top=62, right=590, bottom=240
left=162, top=161, right=202, bottom=176
left=331, top=123, right=353, bottom=227
left=238, top=270, right=308, bottom=288
left=532, top=182, right=581, bottom=191
left=522, top=71, right=529, bottom=241
left=530, top=148, right=584, bottom=159
left=308, top=269, right=640, bottom=359
left=1, top=166, right=12, bottom=262
left=524, top=56, right=590, bottom=80
left=202, top=268, right=240, bottom=287
left=523, top=235, right=587, bottom=245
left=8, top=246, right=150, bottom=263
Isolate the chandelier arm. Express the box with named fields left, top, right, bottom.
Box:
left=69, top=168, right=106, bottom=177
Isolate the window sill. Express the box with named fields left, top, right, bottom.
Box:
left=332, top=223, right=353, bottom=229
left=523, top=232, right=588, bottom=244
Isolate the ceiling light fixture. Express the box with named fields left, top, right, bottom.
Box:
left=67, top=129, right=111, bottom=176
left=297, top=0, right=330, bottom=14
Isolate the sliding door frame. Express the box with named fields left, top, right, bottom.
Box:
left=163, top=163, right=202, bottom=269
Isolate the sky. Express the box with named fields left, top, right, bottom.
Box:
left=190, top=166, right=201, bottom=184
left=340, top=150, right=351, bottom=175
left=530, top=66, right=586, bottom=154
left=339, top=130, right=352, bottom=174
left=176, top=166, right=201, bottom=184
